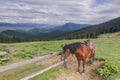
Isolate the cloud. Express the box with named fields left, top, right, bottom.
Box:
left=0, top=0, right=120, bottom=24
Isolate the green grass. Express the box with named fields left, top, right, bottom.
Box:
left=98, top=32, right=120, bottom=38
left=94, top=38, right=120, bottom=79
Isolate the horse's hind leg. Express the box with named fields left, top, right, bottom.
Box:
left=77, top=60, right=81, bottom=73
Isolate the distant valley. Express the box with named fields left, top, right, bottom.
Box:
left=0, top=22, right=90, bottom=42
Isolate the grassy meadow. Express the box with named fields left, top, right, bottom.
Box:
left=30, top=38, right=120, bottom=80
left=0, top=32, right=120, bottom=80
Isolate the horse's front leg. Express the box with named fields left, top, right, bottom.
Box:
left=82, top=59, right=86, bottom=73
left=64, top=57, right=67, bottom=68
left=61, top=55, right=64, bottom=61
left=92, top=54, right=95, bottom=61
left=90, top=54, right=95, bottom=64
left=77, top=60, right=81, bottom=73
left=88, top=55, right=93, bottom=64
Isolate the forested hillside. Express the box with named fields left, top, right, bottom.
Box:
left=56, top=17, right=120, bottom=40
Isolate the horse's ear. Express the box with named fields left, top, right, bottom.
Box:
left=84, top=41, right=87, bottom=44
left=87, top=39, right=90, bottom=42
left=61, top=44, right=66, bottom=48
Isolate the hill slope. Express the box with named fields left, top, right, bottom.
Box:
left=1, top=30, right=31, bottom=39
left=56, top=17, right=120, bottom=39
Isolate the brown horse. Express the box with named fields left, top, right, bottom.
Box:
left=61, top=40, right=96, bottom=73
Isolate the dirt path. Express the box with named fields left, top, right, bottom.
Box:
left=54, top=55, right=104, bottom=80
left=35, top=55, right=104, bottom=80
left=35, top=55, right=61, bottom=67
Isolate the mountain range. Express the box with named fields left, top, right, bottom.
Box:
left=0, top=22, right=90, bottom=41
left=0, top=16, right=120, bottom=42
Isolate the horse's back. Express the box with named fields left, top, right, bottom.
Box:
left=69, top=42, right=82, bottom=53
left=63, top=42, right=82, bottom=54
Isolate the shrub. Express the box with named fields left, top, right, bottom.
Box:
left=15, top=52, right=27, bottom=58
left=0, top=60, right=3, bottom=64
left=96, top=61, right=119, bottom=78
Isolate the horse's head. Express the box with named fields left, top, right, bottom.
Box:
left=84, top=39, right=96, bottom=55
left=61, top=44, right=70, bottom=60
left=84, top=39, right=93, bottom=49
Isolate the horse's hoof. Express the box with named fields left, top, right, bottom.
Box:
left=76, top=71, right=80, bottom=74
left=81, top=70, right=85, bottom=74
left=81, top=72, right=85, bottom=75
left=76, top=70, right=80, bottom=74
left=88, top=61, right=92, bottom=65
left=64, top=66, right=68, bottom=68
left=64, top=67, right=67, bottom=68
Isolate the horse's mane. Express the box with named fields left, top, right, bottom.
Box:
left=62, top=42, right=82, bottom=54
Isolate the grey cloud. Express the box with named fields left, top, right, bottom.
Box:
left=0, top=0, right=120, bottom=24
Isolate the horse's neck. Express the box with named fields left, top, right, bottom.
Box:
left=83, top=43, right=91, bottom=55
left=85, top=44, right=91, bottom=51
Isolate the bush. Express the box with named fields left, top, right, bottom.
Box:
left=0, top=60, right=3, bottom=64
left=96, top=61, right=119, bottom=78
left=15, top=52, right=27, bottom=58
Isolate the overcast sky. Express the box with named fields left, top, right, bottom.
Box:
left=0, top=0, right=120, bottom=24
